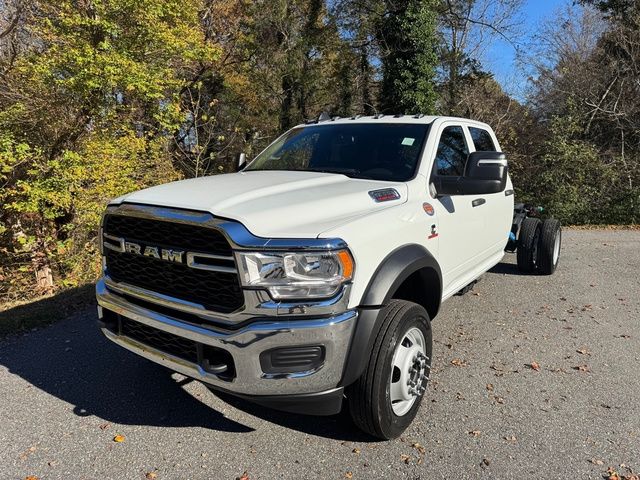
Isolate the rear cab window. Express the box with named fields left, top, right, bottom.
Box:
left=469, top=127, right=496, bottom=152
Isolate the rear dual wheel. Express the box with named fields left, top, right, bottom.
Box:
left=347, top=300, right=432, bottom=440
left=516, top=217, right=561, bottom=274
left=537, top=218, right=562, bottom=275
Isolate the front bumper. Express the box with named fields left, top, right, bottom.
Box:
left=96, top=279, right=356, bottom=398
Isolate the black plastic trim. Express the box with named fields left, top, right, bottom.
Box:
left=259, top=345, right=325, bottom=374
left=207, top=384, right=345, bottom=416
left=359, top=244, right=441, bottom=311
left=472, top=198, right=486, bottom=207
left=339, top=308, right=381, bottom=387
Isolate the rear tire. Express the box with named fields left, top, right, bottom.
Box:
left=537, top=218, right=562, bottom=275
left=346, top=300, right=432, bottom=440
left=517, top=217, right=541, bottom=273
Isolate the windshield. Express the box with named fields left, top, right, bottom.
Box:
left=245, top=123, right=430, bottom=182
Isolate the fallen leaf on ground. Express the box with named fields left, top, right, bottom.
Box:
left=529, top=361, right=541, bottom=371
left=577, top=348, right=591, bottom=355
left=345, top=472, right=353, bottom=479
left=607, top=467, right=620, bottom=480
left=236, top=472, right=250, bottom=480
left=400, top=454, right=411, bottom=464
left=145, top=473, right=158, bottom=480
left=411, top=442, right=426, bottom=455
left=573, top=365, right=591, bottom=373
left=486, top=383, right=494, bottom=391
left=504, top=435, right=517, bottom=442
left=24, top=476, right=38, bottom=480
left=99, top=423, right=110, bottom=430
left=481, top=458, right=490, bottom=467
left=451, top=358, right=467, bottom=367
left=469, top=430, right=481, bottom=437
left=352, top=448, right=360, bottom=454
left=113, top=434, right=125, bottom=443
left=19, top=446, right=37, bottom=460
left=589, top=459, right=604, bottom=465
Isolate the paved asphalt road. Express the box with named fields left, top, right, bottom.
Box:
left=1, top=229, right=639, bottom=480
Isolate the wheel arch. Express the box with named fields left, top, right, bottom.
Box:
left=359, top=244, right=442, bottom=318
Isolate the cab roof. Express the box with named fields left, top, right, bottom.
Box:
left=296, top=114, right=492, bottom=130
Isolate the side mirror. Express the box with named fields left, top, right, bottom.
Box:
left=237, top=152, right=247, bottom=171
left=433, top=151, right=508, bottom=196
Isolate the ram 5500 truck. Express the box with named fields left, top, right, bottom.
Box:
left=96, top=115, right=561, bottom=439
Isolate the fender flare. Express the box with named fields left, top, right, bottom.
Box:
left=340, top=244, right=442, bottom=387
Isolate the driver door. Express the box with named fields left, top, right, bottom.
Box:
left=427, top=124, right=487, bottom=297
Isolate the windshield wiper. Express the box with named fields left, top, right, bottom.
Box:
left=306, top=168, right=360, bottom=177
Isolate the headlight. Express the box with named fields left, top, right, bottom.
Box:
left=236, top=250, right=354, bottom=300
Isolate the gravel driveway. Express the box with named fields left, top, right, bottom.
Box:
left=1, top=229, right=639, bottom=480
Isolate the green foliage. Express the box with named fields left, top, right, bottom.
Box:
left=0, top=0, right=210, bottom=300
left=377, top=0, right=439, bottom=114
left=533, top=113, right=610, bottom=224
left=528, top=106, right=639, bottom=226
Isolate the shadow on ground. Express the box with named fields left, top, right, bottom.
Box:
left=489, top=259, right=535, bottom=276
left=0, top=284, right=96, bottom=337
left=0, top=298, right=369, bottom=441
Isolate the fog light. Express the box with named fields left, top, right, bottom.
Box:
left=260, top=346, right=325, bottom=374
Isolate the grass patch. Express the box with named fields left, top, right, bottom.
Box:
left=0, top=284, right=95, bottom=338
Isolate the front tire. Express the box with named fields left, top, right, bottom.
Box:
left=347, top=300, right=432, bottom=440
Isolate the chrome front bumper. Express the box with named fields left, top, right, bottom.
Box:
left=96, top=279, right=357, bottom=396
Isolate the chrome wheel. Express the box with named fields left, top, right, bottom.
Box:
left=553, top=229, right=561, bottom=265
left=390, top=326, right=429, bottom=416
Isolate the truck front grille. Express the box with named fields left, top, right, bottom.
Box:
left=121, top=316, right=198, bottom=363
left=104, top=214, right=233, bottom=254
left=103, top=213, right=244, bottom=314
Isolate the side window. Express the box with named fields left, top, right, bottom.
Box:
left=434, top=126, right=468, bottom=176
left=469, top=127, right=496, bottom=152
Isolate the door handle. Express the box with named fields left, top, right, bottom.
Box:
left=472, top=198, right=486, bottom=207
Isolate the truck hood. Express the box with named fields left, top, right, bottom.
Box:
left=117, top=170, right=407, bottom=238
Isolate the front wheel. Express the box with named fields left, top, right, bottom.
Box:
left=347, top=300, right=432, bottom=439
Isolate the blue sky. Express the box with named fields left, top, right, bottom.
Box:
left=485, top=0, right=571, bottom=98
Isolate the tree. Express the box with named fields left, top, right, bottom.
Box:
left=525, top=3, right=640, bottom=223
left=579, top=0, right=638, bottom=17
left=377, top=0, right=439, bottom=114
left=0, top=0, right=216, bottom=299
left=437, top=0, right=523, bottom=115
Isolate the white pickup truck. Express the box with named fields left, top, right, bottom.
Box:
left=96, top=115, right=561, bottom=439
